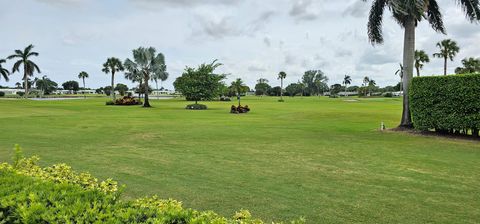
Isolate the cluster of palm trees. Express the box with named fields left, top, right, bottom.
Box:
left=102, top=47, right=168, bottom=107
left=0, top=45, right=41, bottom=98
left=363, top=0, right=480, bottom=128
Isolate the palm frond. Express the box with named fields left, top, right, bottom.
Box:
left=456, top=0, right=480, bottom=22
left=426, top=0, right=446, bottom=33
left=367, top=0, right=388, bottom=44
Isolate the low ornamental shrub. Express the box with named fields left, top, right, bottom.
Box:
left=114, top=96, right=142, bottom=106
left=106, top=100, right=115, bottom=105
left=186, top=104, right=207, bottom=110
left=0, top=91, right=5, bottom=97
left=0, top=145, right=306, bottom=224
left=383, top=92, right=393, bottom=98
left=410, top=73, right=480, bottom=136
left=16, top=92, right=25, bottom=97
left=230, top=105, right=250, bottom=114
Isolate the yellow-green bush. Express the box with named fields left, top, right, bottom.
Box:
left=0, top=145, right=306, bottom=224
left=409, top=73, right=480, bottom=136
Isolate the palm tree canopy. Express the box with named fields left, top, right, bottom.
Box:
left=231, top=78, right=249, bottom=94
left=433, top=39, right=460, bottom=61
left=395, top=63, right=404, bottom=78
left=7, top=44, right=41, bottom=76
left=78, top=71, right=89, bottom=79
left=343, top=75, right=352, bottom=85
left=363, top=76, right=370, bottom=84
left=364, top=0, right=480, bottom=44
left=415, top=50, right=430, bottom=69
left=455, top=57, right=480, bottom=74
left=278, top=71, right=287, bottom=80
left=102, top=57, right=124, bottom=74
left=125, top=47, right=166, bottom=81
left=0, top=59, right=10, bottom=81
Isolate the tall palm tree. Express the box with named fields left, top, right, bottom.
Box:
left=368, top=79, right=376, bottom=96
left=124, top=63, right=143, bottom=99
left=433, top=39, right=460, bottom=75
left=0, top=59, right=10, bottom=81
left=102, top=57, right=124, bottom=101
left=277, top=71, right=287, bottom=101
left=363, top=0, right=480, bottom=128
left=342, top=75, right=352, bottom=97
left=362, top=76, right=370, bottom=96
left=7, top=44, right=41, bottom=98
left=414, top=50, right=430, bottom=77
left=78, top=71, right=89, bottom=98
left=231, top=78, right=248, bottom=106
left=124, top=47, right=167, bottom=107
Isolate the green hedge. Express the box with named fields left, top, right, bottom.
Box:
left=0, top=145, right=305, bottom=224
left=409, top=73, right=480, bottom=136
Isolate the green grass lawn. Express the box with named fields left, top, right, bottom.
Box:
left=0, top=97, right=478, bottom=223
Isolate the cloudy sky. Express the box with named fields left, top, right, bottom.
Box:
left=1, top=0, right=479, bottom=89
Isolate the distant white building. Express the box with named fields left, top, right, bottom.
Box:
left=78, top=89, right=96, bottom=94
left=0, top=88, right=22, bottom=95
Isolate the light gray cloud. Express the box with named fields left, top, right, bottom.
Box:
left=343, top=1, right=368, bottom=18
left=131, top=0, right=237, bottom=8
left=289, top=0, right=318, bottom=21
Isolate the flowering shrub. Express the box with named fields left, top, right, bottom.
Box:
left=0, top=145, right=306, bottom=224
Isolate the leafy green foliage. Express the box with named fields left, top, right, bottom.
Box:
left=115, top=83, right=129, bottom=96
left=62, top=80, right=80, bottom=92
left=410, top=74, right=480, bottom=136
left=35, top=76, right=58, bottom=95
left=455, top=57, right=480, bottom=74
left=0, top=92, right=4, bottom=97
left=174, top=60, right=226, bottom=103
left=0, top=147, right=304, bottom=224
left=186, top=104, right=207, bottom=110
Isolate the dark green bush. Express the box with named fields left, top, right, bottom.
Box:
left=186, top=104, right=207, bottom=110
left=16, top=92, right=25, bottom=97
left=0, top=146, right=305, bottom=224
left=410, top=73, right=480, bottom=136
left=383, top=92, right=393, bottom=98
left=0, top=92, right=4, bottom=97
left=106, top=100, right=115, bottom=105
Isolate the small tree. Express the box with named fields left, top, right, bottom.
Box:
left=433, top=39, right=460, bottom=75
left=229, top=78, right=249, bottom=106
left=414, top=50, right=430, bottom=77
left=102, top=57, right=124, bottom=101
left=115, top=83, right=129, bottom=96
left=254, top=78, right=271, bottom=96
left=78, top=71, right=89, bottom=98
left=62, top=81, right=80, bottom=93
left=342, top=75, right=352, bottom=97
left=173, top=60, right=226, bottom=105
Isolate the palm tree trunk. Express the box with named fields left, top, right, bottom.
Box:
left=280, top=78, right=283, bottom=101
left=444, top=57, right=447, bottom=75
left=23, top=64, right=28, bottom=99
left=143, top=77, right=151, bottom=107
left=345, top=85, right=347, bottom=97
left=111, top=72, right=115, bottom=101
left=83, top=78, right=86, bottom=99
left=399, top=18, right=415, bottom=128
left=238, top=93, right=241, bottom=107
left=416, top=66, right=420, bottom=77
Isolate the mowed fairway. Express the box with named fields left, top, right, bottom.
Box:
left=0, top=97, right=479, bottom=223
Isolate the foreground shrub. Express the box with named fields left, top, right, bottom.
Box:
left=0, top=145, right=305, bottom=224
left=230, top=105, right=250, bottom=114
left=410, top=73, right=480, bottom=136
left=186, top=104, right=207, bottom=110
left=0, top=92, right=4, bottom=97
left=115, top=96, right=142, bottom=105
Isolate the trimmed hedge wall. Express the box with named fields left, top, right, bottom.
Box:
left=0, top=146, right=305, bottom=224
left=409, top=73, right=480, bottom=136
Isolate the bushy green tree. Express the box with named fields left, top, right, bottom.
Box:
left=35, top=76, right=57, bottom=95
left=254, top=78, right=271, bottom=96
left=302, top=70, right=328, bottom=96
left=455, top=57, right=480, bottom=74
left=268, top=86, right=282, bottom=96
left=115, top=83, right=129, bottom=96
left=285, top=83, right=303, bottom=97
left=173, top=60, right=226, bottom=104
left=330, top=84, right=342, bottom=96
left=62, top=81, right=79, bottom=93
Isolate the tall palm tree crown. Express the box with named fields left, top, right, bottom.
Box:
left=414, top=50, right=430, bottom=76
left=363, top=0, right=480, bottom=128
left=102, top=57, right=124, bottom=101
left=277, top=71, right=287, bottom=101
left=0, top=59, right=10, bottom=81
left=7, top=44, right=41, bottom=98
left=455, top=57, right=480, bottom=74
left=433, top=39, right=460, bottom=75
left=124, top=47, right=167, bottom=107
left=343, top=75, right=352, bottom=97
left=78, top=71, right=89, bottom=89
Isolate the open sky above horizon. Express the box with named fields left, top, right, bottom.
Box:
left=1, top=0, right=479, bottom=89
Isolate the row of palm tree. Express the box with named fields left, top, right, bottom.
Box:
left=363, top=0, right=480, bottom=128
left=413, top=39, right=461, bottom=77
